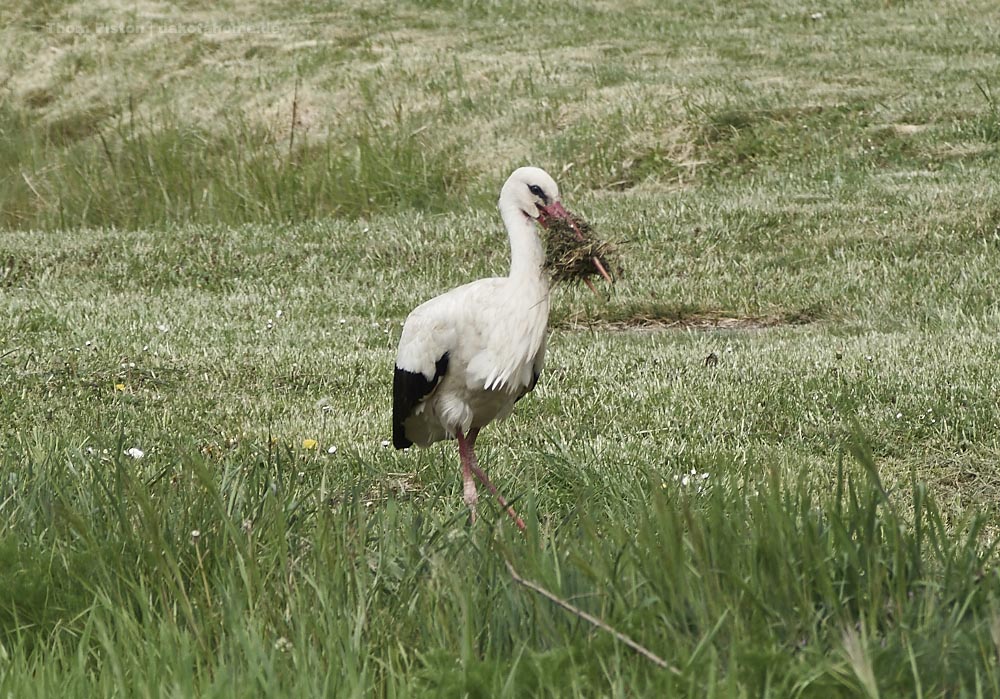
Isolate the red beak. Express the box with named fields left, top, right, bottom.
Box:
left=536, top=201, right=573, bottom=230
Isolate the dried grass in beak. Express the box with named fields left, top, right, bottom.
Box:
left=542, top=213, right=618, bottom=286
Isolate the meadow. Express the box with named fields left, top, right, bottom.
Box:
left=2, top=0, right=1000, bottom=696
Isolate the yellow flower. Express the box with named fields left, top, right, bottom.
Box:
left=114, top=383, right=126, bottom=391
left=302, top=439, right=318, bottom=450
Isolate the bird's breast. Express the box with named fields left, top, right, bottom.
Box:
left=464, top=285, right=548, bottom=392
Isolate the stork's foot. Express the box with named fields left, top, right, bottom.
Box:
left=468, top=462, right=526, bottom=532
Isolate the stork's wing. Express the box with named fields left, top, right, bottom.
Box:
left=392, top=353, right=449, bottom=449
left=515, top=334, right=545, bottom=403
left=392, top=281, right=486, bottom=448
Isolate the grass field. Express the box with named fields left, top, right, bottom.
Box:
left=3, top=0, right=1000, bottom=696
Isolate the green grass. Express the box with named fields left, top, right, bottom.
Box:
left=3, top=0, right=1000, bottom=696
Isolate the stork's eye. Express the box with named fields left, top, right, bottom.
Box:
left=528, top=184, right=545, bottom=198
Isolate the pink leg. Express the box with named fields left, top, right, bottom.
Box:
left=457, top=427, right=526, bottom=531
left=456, top=430, right=479, bottom=524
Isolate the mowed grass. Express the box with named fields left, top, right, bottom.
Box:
left=3, top=0, right=1000, bottom=696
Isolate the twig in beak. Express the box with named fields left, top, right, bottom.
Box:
left=591, top=256, right=613, bottom=284
left=540, top=207, right=617, bottom=290
left=563, top=213, right=614, bottom=285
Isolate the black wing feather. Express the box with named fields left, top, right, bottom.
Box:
left=515, top=370, right=541, bottom=404
left=392, top=352, right=449, bottom=449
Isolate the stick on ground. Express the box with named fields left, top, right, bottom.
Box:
left=504, top=558, right=681, bottom=675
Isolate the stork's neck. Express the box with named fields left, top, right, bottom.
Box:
left=500, top=204, right=547, bottom=285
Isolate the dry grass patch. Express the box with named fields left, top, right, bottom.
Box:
left=558, top=307, right=821, bottom=332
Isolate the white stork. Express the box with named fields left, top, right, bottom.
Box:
left=392, top=166, right=595, bottom=530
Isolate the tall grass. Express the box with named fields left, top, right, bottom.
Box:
left=0, top=96, right=467, bottom=231
left=1, top=429, right=996, bottom=697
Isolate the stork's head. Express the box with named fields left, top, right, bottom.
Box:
left=498, top=166, right=614, bottom=290
left=498, top=166, right=574, bottom=229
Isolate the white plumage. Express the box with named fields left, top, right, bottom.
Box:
left=392, top=166, right=580, bottom=529
left=394, top=278, right=547, bottom=445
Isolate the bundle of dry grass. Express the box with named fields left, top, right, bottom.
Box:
left=543, top=213, right=618, bottom=286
